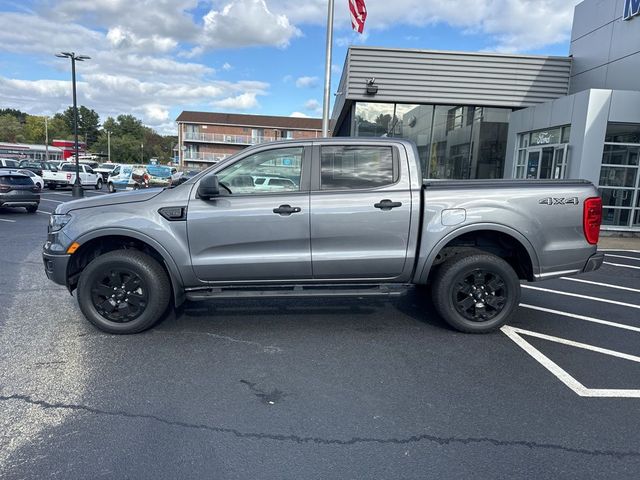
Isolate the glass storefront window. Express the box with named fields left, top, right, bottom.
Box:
left=598, top=123, right=640, bottom=228
left=353, top=102, right=510, bottom=180
left=605, top=123, right=640, bottom=144
left=515, top=126, right=570, bottom=180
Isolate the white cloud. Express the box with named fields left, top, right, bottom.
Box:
left=212, top=92, right=261, bottom=110
left=267, top=0, right=581, bottom=53
left=222, top=62, right=232, bottom=71
left=295, top=76, right=318, bottom=88
left=304, top=99, right=322, bottom=115
left=200, top=0, right=301, bottom=49
left=290, top=111, right=310, bottom=118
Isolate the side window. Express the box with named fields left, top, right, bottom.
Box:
left=112, top=167, right=120, bottom=175
left=217, top=147, right=304, bottom=195
left=320, top=146, right=394, bottom=190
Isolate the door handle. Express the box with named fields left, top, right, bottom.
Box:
left=273, top=204, right=302, bottom=216
left=374, top=199, right=402, bottom=211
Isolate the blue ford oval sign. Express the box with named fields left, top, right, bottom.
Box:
left=624, top=0, right=640, bottom=20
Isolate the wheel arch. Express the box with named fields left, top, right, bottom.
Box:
left=416, top=223, right=539, bottom=284
left=66, top=228, right=185, bottom=306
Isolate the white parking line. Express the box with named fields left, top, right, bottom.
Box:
left=603, top=262, right=640, bottom=270
left=520, top=303, right=640, bottom=333
left=39, top=198, right=63, bottom=204
left=0, top=218, right=16, bottom=223
left=37, top=210, right=51, bottom=215
left=502, top=325, right=640, bottom=398
left=599, top=249, right=640, bottom=254
left=522, top=284, right=640, bottom=310
left=605, top=254, right=640, bottom=261
left=559, top=277, right=640, bottom=294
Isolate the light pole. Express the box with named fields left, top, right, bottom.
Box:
left=140, top=143, right=144, bottom=164
left=107, top=130, right=111, bottom=163
left=56, top=51, right=90, bottom=198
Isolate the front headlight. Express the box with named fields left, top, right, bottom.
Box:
left=49, top=214, right=72, bottom=232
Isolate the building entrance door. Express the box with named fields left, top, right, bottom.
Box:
left=526, top=146, right=567, bottom=179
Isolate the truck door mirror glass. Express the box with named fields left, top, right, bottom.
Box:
left=198, top=174, right=220, bottom=199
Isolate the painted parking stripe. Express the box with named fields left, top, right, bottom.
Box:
left=599, top=249, right=640, bottom=254
left=37, top=210, right=51, bottom=215
left=522, top=284, right=640, bottom=310
left=0, top=218, right=16, bottom=223
left=559, top=277, right=640, bottom=294
left=603, top=262, right=640, bottom=270
left=39, top=198, right=63, bottom=204
left=605, top=254, right=640, bottom=262
left=502, top=325, right=640, bottom=398
left=520, top=303, right=640, bottom=333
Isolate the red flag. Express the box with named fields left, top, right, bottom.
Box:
left=349, top=0, right=367, bottom=34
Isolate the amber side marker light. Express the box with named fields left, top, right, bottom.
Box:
left=66, top=242, right=81, bottom=254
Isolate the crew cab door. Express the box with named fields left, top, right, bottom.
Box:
left=187, top=145, right=312, bottom=282
left=310, top=144, right=413, bottom=280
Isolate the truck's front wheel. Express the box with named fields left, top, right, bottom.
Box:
left=431, top=252, right=520, bottom=333
left=76, top=250, right=171, bottom=334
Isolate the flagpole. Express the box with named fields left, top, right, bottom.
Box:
left=321, top=0, right=335, bottom=137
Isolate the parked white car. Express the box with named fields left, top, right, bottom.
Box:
left=46, top=163, right=103, bottom=189
left=17, top=169, right=44, bottom=189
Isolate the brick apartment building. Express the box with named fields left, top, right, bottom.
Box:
left=176, top=111, right=322, bottom=169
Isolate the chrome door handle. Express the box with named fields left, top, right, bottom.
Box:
left=273, top=204, right=301, bottom=216
left=374, top=199, right=402, bottom=210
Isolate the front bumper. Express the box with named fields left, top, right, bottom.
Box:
left=43, top=250, right=70, bottom=286
left=583, top=252, right=605, bottom=273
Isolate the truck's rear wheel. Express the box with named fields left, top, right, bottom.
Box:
left=76, top=250, right=171, bottom=334
left=95, top=178, right=103, bottom=190
left=431, top=252, right=520, bottom=333
left=48, top=184, right=56, bottom=190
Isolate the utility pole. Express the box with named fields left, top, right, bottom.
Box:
left=107, top=130, right=111, bottom=163
left=140, top=143, right=144, bottom=164
left=44, top=116, right=49, bottom=163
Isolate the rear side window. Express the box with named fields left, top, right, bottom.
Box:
left=61, top=164, right=75, bottom=172
left=0, top=175, right=33, bottom=185
left=2, top=159, right=18, bottom=167
left=320, top=146, right=394, bottom=190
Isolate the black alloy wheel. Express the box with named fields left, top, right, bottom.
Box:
left=431, top=251, right=520, bottom=333
left=77, top=250, right=171, bottom=334
left=89, top=268, right=149, bottom=323
left=452, top=269, right=506, bottom=322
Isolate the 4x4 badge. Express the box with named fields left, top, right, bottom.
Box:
left=539, top=197, right=579, bottom=205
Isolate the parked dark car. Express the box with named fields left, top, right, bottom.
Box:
left=0, top=171, right=40, bottom=213
left=18, top=160, right=59, bottom=177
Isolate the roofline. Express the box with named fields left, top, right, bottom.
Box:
left=176, top=119, right=322, bottom=132
left=347, top=45, right=571, bottom=62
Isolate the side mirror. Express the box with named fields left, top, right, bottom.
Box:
left=197, top=174, right=220, bottom=199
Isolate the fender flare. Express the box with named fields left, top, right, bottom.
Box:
left=72, top=227, right=186, bottom=306
left=415, top=222, right=540, bottom=284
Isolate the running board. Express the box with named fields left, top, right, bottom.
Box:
left=185, top=283, right=411, bottom=301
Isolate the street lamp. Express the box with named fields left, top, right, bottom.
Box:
left=56, top=51, right=91, bottom=198
left=140, top=143, right=144, bottom=164
left=106, top=130, right=111, bottom=163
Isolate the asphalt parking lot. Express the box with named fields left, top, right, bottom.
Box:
left=1, top=189, right=640, bottom=479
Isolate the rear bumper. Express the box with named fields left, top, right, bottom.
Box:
left=0, top=193, right=39, bottom=207
left=583, top=252, right=604, bottom=273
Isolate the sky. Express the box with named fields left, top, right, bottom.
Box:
left=0, top=0, right=582, bottom=135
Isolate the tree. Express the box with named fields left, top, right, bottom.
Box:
left=61, top=105, right=101, bottom=147
left=0, top=114, right=25, bottom=143
left=48, top=115, right=72, bottom=141
left=0, top=108, right=27, bottom=124
left=23, top=115, right=46, bottom=144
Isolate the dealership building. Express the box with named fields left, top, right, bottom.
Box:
left=331, top=0, right=640, bottom=231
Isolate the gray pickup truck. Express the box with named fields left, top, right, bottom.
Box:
left=43, top=138, right=604, bottom=334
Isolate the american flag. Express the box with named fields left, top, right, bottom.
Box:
left=349, top=0, right=367, bottom=34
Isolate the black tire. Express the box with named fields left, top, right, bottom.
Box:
left=107, top=182, right=115, bottom=193
left=95, top=178, right=103, bottom=190
left=76, top=250, right=171, bottom=334
left=48, top=184, right=57, bottom=190
left=133, top=183, right=140, bottom=190
left=431, top=252, right=520, bottom=333
left=26, top=204, right=38, bottom=213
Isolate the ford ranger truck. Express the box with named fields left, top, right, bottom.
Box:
left=43, top=138, right=604, bottom=334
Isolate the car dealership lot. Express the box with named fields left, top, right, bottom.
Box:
left=1, top=191, right=640, bottom=479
